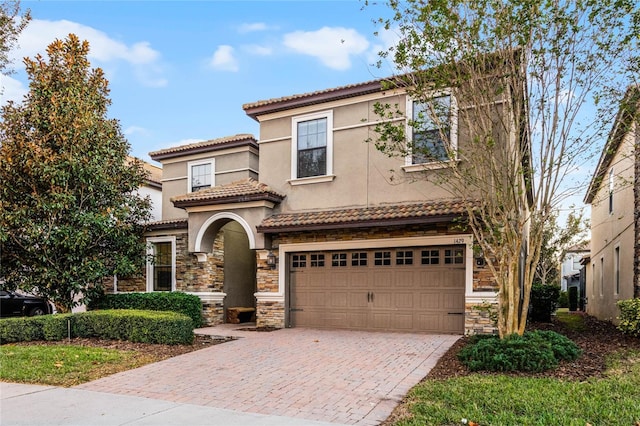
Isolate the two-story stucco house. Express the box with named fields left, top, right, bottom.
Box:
left=116, top=72, right=528, bottom=335
left=584, top=85, right=639, bottom=323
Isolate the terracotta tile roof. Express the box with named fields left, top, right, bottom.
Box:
left=127, top=156, right=162, bottom=187
left=172, top=178, right=285, bottom=208
left=243, top=78, right=390, bottom=120
left=257, top=199, right=475, bottom=233
left=146, top=218, right=188, bottom=230
left=149, top=134, right=257, bottom=161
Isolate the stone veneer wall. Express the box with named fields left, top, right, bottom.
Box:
left=109, top=229, right=227, bottom=326
left=255, top=250, right=282, bottom=328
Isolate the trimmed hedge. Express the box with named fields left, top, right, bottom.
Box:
left=88, top=292, right=203, bottom=328
left=458, top=330, right=581, bottom=373
left=0, top=310, right=194, bottom=345
left=617, top=298, right=640, bottom=337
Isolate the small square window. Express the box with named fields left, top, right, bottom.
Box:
left=396, top=250, right=414, bottom=265
left=444, top=248, right=464, bottom=264
left=374, top=251, right=391, bottom=266
left=352, top=252, right=368, bottom=266
left=310, top=253, right=325, bottom=267
left=421, top=249, right=440, bottom=265
left=292, top=254, right=307, bottom=268
left=331, top=253, right=347, bottom=267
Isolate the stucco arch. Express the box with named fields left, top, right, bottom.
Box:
left=194, top=212, right=257, bottom=253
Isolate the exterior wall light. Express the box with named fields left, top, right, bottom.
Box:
left=266, top=250, right=277, bottom=269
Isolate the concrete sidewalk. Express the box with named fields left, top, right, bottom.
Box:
left=0, top=382, right=339, bottom=426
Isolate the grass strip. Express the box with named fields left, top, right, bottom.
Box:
left=395, top=356, right=640, bottom=426
left=0, top=344, right=157, bottom=387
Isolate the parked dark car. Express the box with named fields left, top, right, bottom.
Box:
left=0, top=290, right=53, bottom=317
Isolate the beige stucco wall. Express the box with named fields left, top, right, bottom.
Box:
left=256, top=89, right=504, bottom=214
left=587, top=122, right=636, bottom=323
left=158, top=147, right=259, bottom=220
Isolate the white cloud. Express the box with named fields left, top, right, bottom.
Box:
left=237, top=22, right=269, bottom=34
left=243, top=44, right=272, bottom=56
left=282, top=27, right=369, bottom=71
left=208, top=45, right=239, bottom=72
left=0, top=74, right=28, bottom=106
left=12, top=19, right=167, bottom=87
left=124, top=125, right=149, bottom=137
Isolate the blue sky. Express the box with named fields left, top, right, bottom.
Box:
left=0, top=0, right=398, bottom=163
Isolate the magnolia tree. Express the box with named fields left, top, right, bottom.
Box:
left=0, top=34, right=151, bottom=312
left=367, top=0, right=639, bottom=337
left=0, top=0, right=30, bottom=75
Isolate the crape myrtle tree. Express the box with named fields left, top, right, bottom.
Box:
left=0, top=34, right=151, bottom=312
left=0, top=0, right=30, bottom=75
left=366, top=0, right=639, bottom=337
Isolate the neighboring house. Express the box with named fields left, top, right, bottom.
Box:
left=560, top=242, right=590, bottom=292
left=115, top=72, right=528, bottom=335
left=584, top=85, right=639, bottom=323
left=136, top=157, right=163, bottom=222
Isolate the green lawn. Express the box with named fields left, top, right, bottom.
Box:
left=395, top=357, right=640, bottom=425
left=0, top=344, right=156, bottom=387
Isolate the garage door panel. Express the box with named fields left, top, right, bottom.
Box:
left=419, top=292, right=442, bottom=310
left=289, top=245, right=466, bottom=334
left=331, top=292, right=349, bottom=308
left=371, top=292, right=393, bottom=309
left=349, top=271, right=369, bottom=288
left=394, top=292, right=415, bottom=309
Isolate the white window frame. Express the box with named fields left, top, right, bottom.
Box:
left=146, top=236, right=176, bottom=292
left=403, top=89, right=458, bottom=172
left=614, top=244, right=620, bottom=296
left=290, top=110, right=334, bottom=184
left=188, top=158, right=215, bottom=193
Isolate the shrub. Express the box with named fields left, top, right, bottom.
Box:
left=529, top=284, right=560, bottom=322
left=568, top=287, right=579, bottom=311
left=458, top=330, right=581, bottom=373
left=88, top=292, right=203, bottom=328
left=617, top=299, right=640, bottom=337
left=0, top=310, right=194, bottom=345
left=558, top=291, right=569, bottom=309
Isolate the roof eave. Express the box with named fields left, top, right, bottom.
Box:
left=173, top=193, right=284, bottom=209
left=150, top=138, right=258, bottom=161
left=243, top=80, right=384, bottom=121
left=257, top=214, right=463, bottom=234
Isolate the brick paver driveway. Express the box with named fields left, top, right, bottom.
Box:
left=77, top=327, right=459, bottom=425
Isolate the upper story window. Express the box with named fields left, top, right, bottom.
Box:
left=405, top=91, right=458, bottom=168
left=188, top=159, right=215, bottom=192
left=291, top=111, right=333, bottom=182
left=608, top=168, right=614, bottom=214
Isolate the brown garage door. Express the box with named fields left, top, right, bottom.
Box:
left=288, top=245, right=465, bottom=334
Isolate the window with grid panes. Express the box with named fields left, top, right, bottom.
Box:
left=444, top=248, right=464, bottom=264
left=421, top=249, right=440, bottom=264
left=331, top=253, right=347, bottom=267
left=396, top=250, right=413, bottom=265
left=292, top=254, right=307, bottom=268
left=310, top=253, right=325, bottom=267
left=351, top=252, right=367, bottom=266
left=374, top=251, right=391, bottom=266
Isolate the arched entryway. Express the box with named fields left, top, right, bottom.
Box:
left=193, top=213, right=257, bottom=324
left=220, top=221, right=256, bottom=321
